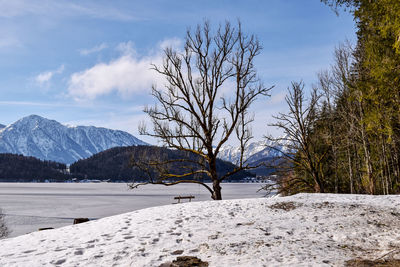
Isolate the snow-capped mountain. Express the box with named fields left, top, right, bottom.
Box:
left=219, top=139, right=290, bottom=164
left=0, top=124, right=5, bottom=130
left=0, top=115, right=147, bottom=164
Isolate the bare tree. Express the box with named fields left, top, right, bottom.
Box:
left=130, top=21, right=272, bottom=200
left=266, top=81, right=325, bottom=193
left=0, top=209, right=9, bottom=239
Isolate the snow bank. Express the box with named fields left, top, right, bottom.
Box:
left=1, top=193, right=400, bottom=266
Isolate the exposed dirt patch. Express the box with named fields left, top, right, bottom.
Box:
left=312, top=201, right=336, bottom=209
left=160, top=256, right=209, bottom=267
left=346, top=259, right=400, bottom=266
left=269, top=201, right=301, bottom=211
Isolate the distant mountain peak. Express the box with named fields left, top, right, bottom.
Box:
left=18, top=114, right=48, bottom=123
left=219, top=138, right=289, bottom=164
left=0, top=124, right=5, bottom=130
left=0, top=115, right=148, bottom=164
left=23, top=114, right=43, bottom=120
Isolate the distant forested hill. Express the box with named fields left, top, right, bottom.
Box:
left=0, top=154, right=68, bottom=182
left=0, top=146, right=254, bottom=182
left=70, top=145, right=254, bottom=182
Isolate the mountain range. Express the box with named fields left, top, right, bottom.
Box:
left=0, top=115, right=287, bottom=175
left=0, top=115, right=147, bottom=164
left=218, top=139, right=291, bottom=176
left=219, top=139, right=288, bottom=165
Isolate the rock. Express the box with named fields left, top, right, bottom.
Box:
left=171, top=256, right=209, bottom=267
left=73, top=218, right=89, bottom=224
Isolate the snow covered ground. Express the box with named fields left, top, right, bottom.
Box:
left=1, top=193, right=400, bottom=266
left=0, top=183, right=265, bottom=237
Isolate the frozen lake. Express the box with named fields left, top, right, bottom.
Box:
left=0, top=182, right=266, bottom=238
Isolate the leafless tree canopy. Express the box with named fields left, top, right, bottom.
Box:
left=265, top=81, right=324, bottom=194
left=132, top=21, right=272, bottom=200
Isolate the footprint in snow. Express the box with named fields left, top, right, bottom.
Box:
left=74, top=250, right=84, bottom=255
left=35, top=252, right=47, bottom=256
left=113, top=255, right=122, bottom=261
left=53, top=259, right=66, bottom=265
left=122, top=231, right=132, bottom=235
left=170, top=250, right=184, bottom=255
left=170, top=232, right=182, bottom=236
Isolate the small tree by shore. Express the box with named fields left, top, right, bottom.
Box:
left=0, top=209, right=9, bottom=239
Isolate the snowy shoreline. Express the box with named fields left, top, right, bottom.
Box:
left=1, top=193, right=400, bottom=266
left=0, top=183, right=265, bottom=238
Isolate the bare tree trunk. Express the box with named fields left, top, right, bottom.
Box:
left=354, top=146, right=363, bottom=194
left=358, top=102, right=374, bottom=194
left=389, top=145, right=399, bottom=192
left=362, top=135, right=374, bottom=194
left=346, top=143, right=354, bottom=194
left=209, top=157, right=222, bottom=200
left=333, top=146, right=338, bottom=193
left=212, top=180, right=222, bottom=200
left=381, top=139, right=391, bottom=194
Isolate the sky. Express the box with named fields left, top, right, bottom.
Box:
left=0, top=0, right=356, bottom=145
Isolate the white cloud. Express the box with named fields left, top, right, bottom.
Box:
left=79, top=43, right=108, bottom=56
left=36, top=65, right=65, bottom=85
left=115, top=41, right=136, bottom=56
left=159, top=38, right=182, bottom=50
left=67, top=40, right=181, bottom=100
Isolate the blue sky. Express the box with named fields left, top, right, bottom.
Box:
left=0, top=0, right=355, bottom=144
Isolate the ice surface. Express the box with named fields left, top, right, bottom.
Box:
left=0, top=182, right=265, bottom=237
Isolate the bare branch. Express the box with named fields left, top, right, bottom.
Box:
left=135, top=21, right=271, bottom=200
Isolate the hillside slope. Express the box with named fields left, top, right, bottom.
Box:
left=70, top=145, right=254, bottom=182
left=0, top=153, right=68, bottom=182
left=1, top=194, right=399, bottom=266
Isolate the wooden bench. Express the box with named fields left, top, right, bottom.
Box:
left=173, top=195, right=195, bottom=204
